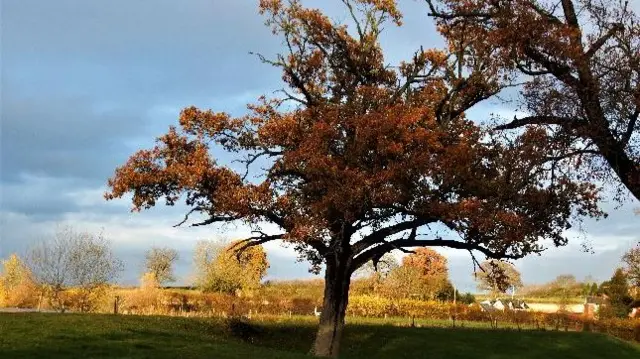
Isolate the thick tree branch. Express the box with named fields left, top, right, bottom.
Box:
left=285, top=67, right=317, bottom=106
left=434, top=75, right=501, bottom=124
left=351, top=218, right=437, bottom=254
left=585, top=24, right=624, bottom=59
left=494, top=115, right=581, bottom=131
left=232, top=232, right=284, bottom=259
left=524, top=47, right=580, bottom=87
left=191, top=215, right=242, bottom=227
left=560, top=0, right=580, bottom=28
left=516, top=63, right=553, bottom=76
left=353, top=237, right=525, bottom=272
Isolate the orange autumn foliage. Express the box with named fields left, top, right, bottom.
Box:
left=402, top=248, right=448, bottom=279
left=426, top=0, right=640, bottom=200
left=106, top=0, right=605, bottom=356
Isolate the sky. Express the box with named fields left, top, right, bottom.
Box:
left=1, top=0, right=639, bottom=292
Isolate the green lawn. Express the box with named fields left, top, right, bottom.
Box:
left=1, top=313, right=639, bottom=358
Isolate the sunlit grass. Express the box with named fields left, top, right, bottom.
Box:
left=1, top=313, right=638, bottom=358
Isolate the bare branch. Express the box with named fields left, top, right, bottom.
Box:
left=236, top=149, right=283, bottom=181
left=341, top=0, right=364, bottom=40
left=191, top=215, right=241, bottom=227
left=277, top=89, right=309, bottom=106
left=173, top=207, right=203, bottom=227
left=424, top=0, right=491, bottom=20
left=523, top=47, right=580, bottom=87
left=585, top=24, right=624, bottom=59
left=524, top=2, right=563, bottom=25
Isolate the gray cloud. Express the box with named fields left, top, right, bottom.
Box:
left=1, top=0, right=639, bottom=288
left=1, top=93, right=146, bottom=183
left=2, top=0, right=283, bottom=104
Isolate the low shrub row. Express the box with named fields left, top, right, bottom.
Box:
left=589, top=318, right=640, bottom=342
left=4, top=286, right=639, bottom=344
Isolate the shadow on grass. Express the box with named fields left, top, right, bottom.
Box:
left=253, top=321, right=640, bottom=359
left=1, top=313, right=639, bottom=359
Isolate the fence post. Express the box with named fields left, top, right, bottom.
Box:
left=113, top=295, right=120, bottom=315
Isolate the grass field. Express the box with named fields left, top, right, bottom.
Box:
left=1, top=313, right=639, bottom=358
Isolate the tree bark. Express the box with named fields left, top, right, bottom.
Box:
left=311, top=257, right=351, bottom=358
left=575, top=75, right=640, bottom=201
left=588, top=128, right=640, bottom=200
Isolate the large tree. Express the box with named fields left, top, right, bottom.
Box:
left=27, top=226, right=123, bottom=312
left=426, top=0, right=640, bottom=200
left=106, top=1, right=602, bottom=356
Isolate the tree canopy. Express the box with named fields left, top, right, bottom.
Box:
left=106, top=0, right=605, bottom=356
left=426, top=0, right=640, bottom=200
left=106, top=0, right=601, bottom=276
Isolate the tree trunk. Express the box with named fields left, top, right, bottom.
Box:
left=311, top=258, right=351, bottom=358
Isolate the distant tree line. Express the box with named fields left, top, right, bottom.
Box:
left=0, top=226, right=269, bottom=312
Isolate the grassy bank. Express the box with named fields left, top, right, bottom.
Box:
left=1, top=313, right=639, bottom=358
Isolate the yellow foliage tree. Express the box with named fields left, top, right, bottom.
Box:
left=0, top=254, right=37, bottom=308
left=197, top=240, right=269, bottom=295
left=140, top=272, right=161, bottom=289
